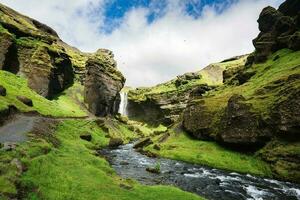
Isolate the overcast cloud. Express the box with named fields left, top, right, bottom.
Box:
left=0, top=0, right=283, bottom=87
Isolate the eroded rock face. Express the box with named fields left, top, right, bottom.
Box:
left=250, top=0, right=300, bottom=63
left=270, top=78, right=300, bottom=137
left=84, top=50, right=125, bottom=117
left=217, top=95, right=271, bottom=149
left=183, top=100, right=215, bottom=140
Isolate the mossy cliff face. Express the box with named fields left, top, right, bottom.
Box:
left=128, top=56, right=247, bottom=125
left=182, top=0, right=300, bottom=183
left=0, top=3, right=124, bottom=116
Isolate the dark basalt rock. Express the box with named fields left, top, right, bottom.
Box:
left=109, top=138, right=124, bottom=148
left=249, top=0, right=300, bottom=64
left=17, top=96, right=33, bottom=107
left=80, top=134, right=92, bottom=142
left=0, top=85, right=6, bottom=96
left=217, top=95, right=272, bottom=150
left=84, top=50, right=125, bottom=117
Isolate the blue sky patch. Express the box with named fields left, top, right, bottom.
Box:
left=101, top=0, right=236, bottom=33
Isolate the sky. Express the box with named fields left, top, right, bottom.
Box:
left=0, top=0, right=283, bottom=87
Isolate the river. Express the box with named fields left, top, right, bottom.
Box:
left=101, top=143, right=300, bottom=200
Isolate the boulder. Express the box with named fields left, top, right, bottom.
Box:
left=0, top=85, right=6, bottom=96
left=134, top=137, right=153, bottom=149
left=109, top=138, right=124, bottom=148
left=17, top=96, right=33, bottom=107
left=84, top=50, right=125, bottom=117
left=0, top=32, right=14, bottom=70
left=80, top=134, right=92, bottom=142
left=183, top=100, right=215, bottom=140
left=217, top=95, right=271, bottom=149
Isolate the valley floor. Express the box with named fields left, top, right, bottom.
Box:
left=0, top=118, right=203, bottom=200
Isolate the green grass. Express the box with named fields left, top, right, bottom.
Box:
left=0, top=120, right=203, bottom=200
left=145, top=130, right=272, bottom=177
left=0, top=70, right=87, bottom=117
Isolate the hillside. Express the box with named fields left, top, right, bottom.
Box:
left=0, top=3, right=205, bottom=200
left=128, top=0, right=300, bottom=183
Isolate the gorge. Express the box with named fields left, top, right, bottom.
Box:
left=0, top=0, right=300, bottom=200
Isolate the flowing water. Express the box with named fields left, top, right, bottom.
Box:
left=101, top=143, right=300, bottom=200
left=118, top=92, right=128, bottom=116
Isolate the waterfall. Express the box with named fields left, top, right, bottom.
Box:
left=118, top=92, right=128, bottom=116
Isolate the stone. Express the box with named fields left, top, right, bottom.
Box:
left=183, top=100, right=215, bottom=140
left=146, top=167, right=160, bottom=174
left=0, top=85, right=6, bottom=96
left=217, top=95, right=272, bottom=149
left=133, top=137, right=153, bottom=149
left=109, top=138, right=124, bottom=148
left=249, top=0, right=300, bottom=64
left=84, top=53, right=125, bottom=117
left=1, top=142, right=17, bottom=151
left=17, top=96, right=33, bottom=107
left=153, top=144, right=161, bottom=151
left=80, top=134, right=92, bottom=142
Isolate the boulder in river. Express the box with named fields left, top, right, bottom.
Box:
left=134, top=137, right=153, bottom=149
left=109, top=138, right=124, bottom=148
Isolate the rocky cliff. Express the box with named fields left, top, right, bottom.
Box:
left=128, top=55, right=247, bottom=125
left=0, top=3, right=124, bottom=116
left=128, top=0, right=300, bottom=183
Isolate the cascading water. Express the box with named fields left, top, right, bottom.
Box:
left=118, top=92, right=128, bottom=116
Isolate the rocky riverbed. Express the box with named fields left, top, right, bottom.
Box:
left=101, top=143, right=300, bottom=200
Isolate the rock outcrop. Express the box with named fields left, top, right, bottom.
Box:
left=217, top=95, right=271, bottom=149
left=127, top=56, right=246, bottom=125
left=249, top=0, right=300, bottom=63
left=84, top=50, right=125, bottom=116
left=0, top=3, right=125, bottom=116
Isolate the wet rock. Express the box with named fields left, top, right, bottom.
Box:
left=120, top=161, right=129, bottom=165
left=80, top=134, right=92, bottom=142
left=84, top=50, right=125, bottom=117
left=0, top=85, right=6, bottom=96
left=17, top=96, right=33, bottom=107
left=217, top=95, right=271, bottom=149
left=146, top=167, right=160, bottom=174
left=134, top=137, right=153, bottom=149
left=109, top=138, right=124, bottom=148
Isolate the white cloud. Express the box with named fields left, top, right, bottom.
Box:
left=0, top=0, right=283, bottom=87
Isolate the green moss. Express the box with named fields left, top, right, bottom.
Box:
left=145, top=130, right=272, bottom=177
left=0, top=70, right=87, bottom=117
left=8, top=120, right=203, bottom=200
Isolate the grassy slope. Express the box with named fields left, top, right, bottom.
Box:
left=145, top=129, right=272, bottom=177
left=0, top=120, right=203, bottom=200
left=0, top=70, right=87, bottom=117
left=140, top=49, right=300, bottom=179
left=128, top=55, right=247, bottom=101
